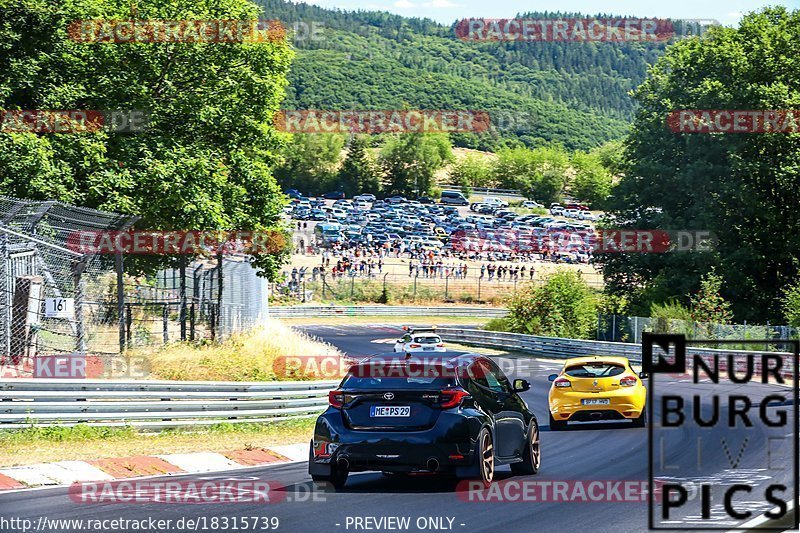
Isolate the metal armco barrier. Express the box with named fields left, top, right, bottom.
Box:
left=437, top=328, right=795, bottom=372
left=0, top=379, right=338, bottom=429
left=270, top=306, right=508, bottom=318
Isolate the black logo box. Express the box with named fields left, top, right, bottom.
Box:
left=644, top=333, right=800, bottom=531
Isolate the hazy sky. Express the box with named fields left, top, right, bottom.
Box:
left=290, top=0, right=799, bottom=26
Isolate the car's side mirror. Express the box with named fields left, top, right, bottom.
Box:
left=548, top=374, right=558, bottom=382
left=639, top=371, right=649, bottom=379
left=512, top=379, right=530, bottom=393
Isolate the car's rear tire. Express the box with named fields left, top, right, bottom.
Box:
left=309, top=442, right=348, bottom=490
left=511, top=420, right=540, bottom=475
left=633, top=408, right=647, bottom=428
left=549, top=412, right=567, bottom=431
left=474, top=428, right=495, bottom=487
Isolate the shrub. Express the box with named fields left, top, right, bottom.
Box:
left=506, top=270, right=598, bottom=339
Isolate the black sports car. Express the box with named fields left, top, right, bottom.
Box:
left=309, top=352, right=540, bottom=489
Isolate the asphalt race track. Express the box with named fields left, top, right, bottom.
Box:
left=0, top=324, right=794, bottom=533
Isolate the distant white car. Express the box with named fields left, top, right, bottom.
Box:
left=550, top=205, right=565, bottom=216
left=522, top=200, right=544, bottom=209
left=563, top=208, right=581, bottom=218
left=579, top=212, right=598, bottom=221
left=482, top=196, right=509, bottom=208
left=393, top=328, right=445, bottom=353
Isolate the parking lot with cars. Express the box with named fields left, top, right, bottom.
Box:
left=285, top=190, right=599, bottom=265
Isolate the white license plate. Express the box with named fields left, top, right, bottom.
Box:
left=370, top=406, right=411, bottom=417
left=422, top=346, right=435, bottom=351
left=582, top=398, right=610, bottom=406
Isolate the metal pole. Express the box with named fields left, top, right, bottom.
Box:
left=73, top=256, right=88, bottom=355
left=179, top=256, right=187, bottom=341
left=125, top=303, right=132, bottom=346
left=162, top=303, right=169, bottom=344
left=477, top=276, right=481, bottom=301
left=216, top=252, right=223, bottom=339
left=115, top=252, right=125, bottom=353
left=189, top=302, right=196, bottom=341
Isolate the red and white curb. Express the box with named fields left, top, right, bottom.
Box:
left=0, top=447, right=296, bottom=492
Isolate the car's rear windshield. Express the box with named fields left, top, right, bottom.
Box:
left=565, top=363, right=626, bottom=378
left=413, top=336, right=441, bottom=344
left=341, top=375, right=454, bottom=389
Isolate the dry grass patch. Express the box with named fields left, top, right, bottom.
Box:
left=136, top=320, right=342, bottom=381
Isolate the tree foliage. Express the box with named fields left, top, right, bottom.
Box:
left=336, top=135, right=381, bottom=197
left=594, top=7, right=800, bottom=321
left=379, top=134, right=452, bottom=197
left=0, top=0, right=294, bottom=279
left=492, top=146, right=569, bottom=204
left=255, top=1, right=668, bottom=150
left=570, top=151, right=613, bottom=208
left=274, top=134, right=344, bottom=195
left=506, top=270, right=598, bottom=339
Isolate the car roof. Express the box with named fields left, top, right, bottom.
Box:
left=562, top=355, right=631, bottom=365
left=361, top=351, right=483, bottom=365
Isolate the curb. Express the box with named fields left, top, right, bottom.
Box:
left=0, top=446, right=296, bottom=492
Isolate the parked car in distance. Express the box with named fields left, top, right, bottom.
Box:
left=440, top=190, right=469, bottom=206
left=323, top=191, right=346, bottom=200
left=522, top=200, right=544, bottom=209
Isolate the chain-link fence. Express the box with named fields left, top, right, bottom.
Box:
left=0, top=196, right=270, bottom=373
left=271, top=268, right=603, bottom=306
left=597, top=313, right=797, bottom=348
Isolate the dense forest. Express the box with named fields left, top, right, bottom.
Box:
left=257, top=0, right=678, bottom=151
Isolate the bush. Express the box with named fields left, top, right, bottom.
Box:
left=505, top=270, right=598, bottom=339
left=782, top=281, right=800, bottom=328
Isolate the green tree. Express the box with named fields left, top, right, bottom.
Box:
left=449, top=154, right=491, bottom=192
left=0, top=0, right=294, bottom=280
left=782, top=280, right=800, bottom=328
left=595, top=7, right=800, bottom=321
left=274, top=134, right=344, bottom=195
left=336, top=135, right=380, bottom=197
left=379, top=134, right=452, bottom=197
left=690, top=270, right=733, bottom=325
left=506, top=270, right=598, bottom=339
left=571, top=151, right=613, bottom=208
left=492, top=146, right=569, bottom=203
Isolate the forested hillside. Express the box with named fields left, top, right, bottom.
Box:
left=258, top=0, right=673, bottom=150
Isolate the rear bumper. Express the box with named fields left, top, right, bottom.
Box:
left=549, top=389, right=646, bottom=421
left=310, top=408, right=486, bottom=476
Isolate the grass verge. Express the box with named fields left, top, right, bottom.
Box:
left=0, top=418, right=315, bottom=468
left=135, top=319, right=342, bottom=381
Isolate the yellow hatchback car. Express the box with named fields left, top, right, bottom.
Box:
left=547, top=356, right=647, bottom=430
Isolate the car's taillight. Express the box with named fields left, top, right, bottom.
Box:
left=328, top=390, right=344, bottom=408
left=436, top=343, right=444, bottom=348
left=440, top=389, right=470, bottom=409
left=620, top=376, right=637, bottom=387
left=554, top=378, right=572, bottom=388
left=409, top=344, right=421, bottom=348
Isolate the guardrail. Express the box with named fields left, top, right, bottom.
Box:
left=437, top=328, right=793, bottom=366
left=269, top=306, right=508, bottom=318
left=439, top=184, right=525, bottom=198
left=0, top=379, right=338, bottom=430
